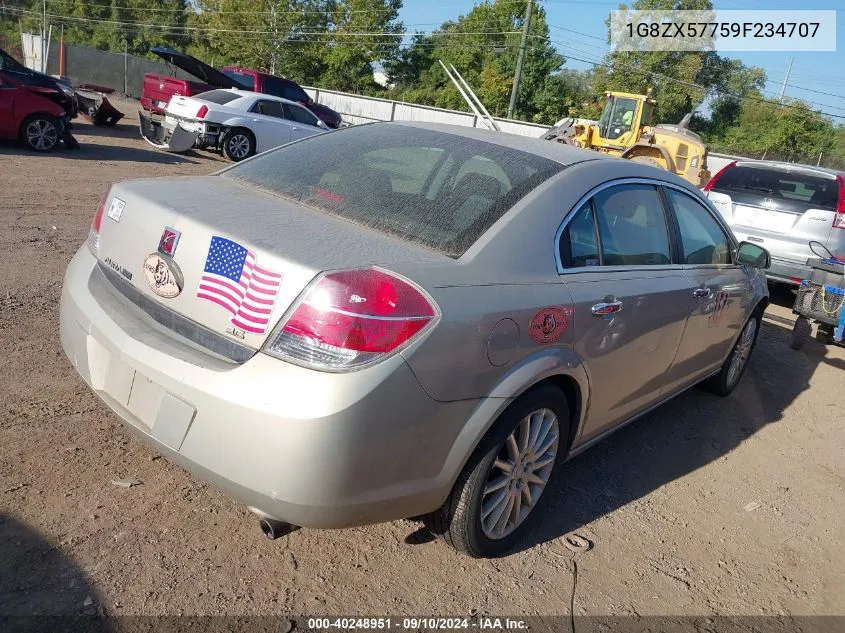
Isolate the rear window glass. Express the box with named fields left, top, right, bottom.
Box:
left=221, top=70, right=255, bottom=90
left=712, top=165, right=840, bottom=211
left=223, top=125, right=563, bottom=258
left=196, top=90, right=241, bottom=105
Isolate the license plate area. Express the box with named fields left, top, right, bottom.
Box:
left=734, top=205, right=797, bottom=233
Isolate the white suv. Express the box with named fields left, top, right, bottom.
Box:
left=705, top=161, right=845, bottom=285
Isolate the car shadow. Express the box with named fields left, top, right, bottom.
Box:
left=0, top=141, right=202, bottom=165
left=0, top=514, right=109, bottom=632
left=510, top=311, right=832, bottom=555
left=73, top=120, right=137, bottom=139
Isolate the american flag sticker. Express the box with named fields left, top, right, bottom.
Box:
left=196, top=236, right=283, bottom=335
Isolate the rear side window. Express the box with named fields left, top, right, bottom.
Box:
left=251, top=99, right=284, bottom=118
left=221, top=69, right=255, bottom=90
left=667, top=189, right=733, bottom=265
left=560, top=184, right=671, bottom=268
left=224, top=124, right=563, bottom=258
left=560, top=203, right=600, bottom=268
left=594, top=184, right=671, bottom=266
left=196, top=90, right=241, bottom=105
left=711, top=165, right=840, bottom=211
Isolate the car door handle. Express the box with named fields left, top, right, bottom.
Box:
left=693, top=288, right=712, bottom=299
left=591, top=301, right=623, bottom=316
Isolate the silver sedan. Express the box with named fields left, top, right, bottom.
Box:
left=60, top=122, right=770, bottom=557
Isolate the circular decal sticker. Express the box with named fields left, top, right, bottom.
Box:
left=529, top=307, right=571, bottom=344
left=143, top=253, right=183, bottom=298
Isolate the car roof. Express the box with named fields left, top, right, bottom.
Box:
left=733, top=160, right=844, bottom=179
left=388, top=121, right=616, bottom=166
left=213, top=89, right=303, bottom=107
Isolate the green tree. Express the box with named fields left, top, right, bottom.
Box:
left=321, top=0, right=403, bottom=92
left=194, top=0, right=329, bottom=85
left=594, top=0, right=766, bottom=126
left=384, top=0, right=563, bottom=120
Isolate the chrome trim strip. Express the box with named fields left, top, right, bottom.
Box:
left=554, top=177, right=738, bottom=275
left=95, top=263, right=256, bottom=364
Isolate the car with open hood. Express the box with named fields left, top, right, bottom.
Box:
left=60, top=122, right=770, bottom=557
left=0, top=73, right=78, bottom=151
left=140, top=47, right=342, bottom=129
left=0, top=46, right=77, bottom=119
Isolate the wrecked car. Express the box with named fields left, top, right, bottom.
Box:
left=139, top=89, right=328, bottom=161
left=141, top=47, right=342, bottom=129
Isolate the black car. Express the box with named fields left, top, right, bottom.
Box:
left=0, top=47, right=78, bottom=119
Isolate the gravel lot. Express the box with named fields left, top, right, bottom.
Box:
left=1, top=100, right=843, bottom=624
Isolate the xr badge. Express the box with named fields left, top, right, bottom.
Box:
left=158, top=227, right=181, bottom=257
left=529, top=306, right=573, bottom=344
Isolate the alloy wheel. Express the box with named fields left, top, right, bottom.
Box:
left=227, top=134, right=250, bottom=160
left=727, top=318, right=757, bottom=389
left=480, top=408, right=560, bottom=540
left=26, top=119, right=58, bottom=151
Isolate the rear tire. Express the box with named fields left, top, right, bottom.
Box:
left=708, top=311, right=762, bottom=396
left=423, top=385, right=570, bottom=558
left=222, top=127, right=255, bottom=162
left=790, top=316, right=811, bottom=350
left=20, top=114, right=60, bottom=152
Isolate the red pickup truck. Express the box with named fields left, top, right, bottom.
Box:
left=140, top=48, right=342, bottom=129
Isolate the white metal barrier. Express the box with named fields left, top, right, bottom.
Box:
left=303, top=87, right=551, bottom=138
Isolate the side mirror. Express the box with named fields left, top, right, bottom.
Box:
left=736, top=241, right=770, bottom=269
left=316, top=120, right=327, bottom=129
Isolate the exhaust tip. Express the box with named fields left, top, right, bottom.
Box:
left=259, top=518, right=297, bottom=540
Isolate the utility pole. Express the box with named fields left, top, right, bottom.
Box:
left=42, top=0, right=47, bottom=72
left=507, top=0, right=533, bottom=119
left=778, top=56, right=794, bottom=103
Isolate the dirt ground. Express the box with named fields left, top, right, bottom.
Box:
left=1, top=100, right=844, bottom=625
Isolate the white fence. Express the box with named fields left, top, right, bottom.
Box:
left=303, top=86, right=553, bottom=138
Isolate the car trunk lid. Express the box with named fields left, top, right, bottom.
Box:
left=165, top=94, right=208, bottom=122
left=93, top=176, right=450, bottom=356
left=150, top=47, right=243, bottom=89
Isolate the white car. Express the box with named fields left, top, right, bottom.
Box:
left=139, top=89, right=329, bottom=161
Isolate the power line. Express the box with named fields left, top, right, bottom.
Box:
left=6, top=4, right=845, bottom=120
left=539, top=36, right=845, bottom=120
left=5, top=7, right=521, bottom=37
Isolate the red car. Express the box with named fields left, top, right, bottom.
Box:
left=0, top=73, right=78, bottom=152
left=141, top=48, right=343, bottom=129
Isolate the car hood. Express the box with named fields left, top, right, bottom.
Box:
left=150, top=47, right=243, bottom=89
left=308, top=101, right=342, bottom=128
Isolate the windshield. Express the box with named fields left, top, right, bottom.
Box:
left=223, top=124, right=563, bottom=258
left=599, top=97, right=638, bottom=140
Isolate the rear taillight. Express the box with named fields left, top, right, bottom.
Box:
left=86, top=186, right=111, bottom=256
left=264, top=268, right=438, bottom=370
left=833, top=175, right=845, bottom=230
left=703, top=160, right=737, bottom=192
left=196, top=105, right=209, bottom=119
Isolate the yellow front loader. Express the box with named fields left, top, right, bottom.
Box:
left=544, top=90, right=711, bottom=188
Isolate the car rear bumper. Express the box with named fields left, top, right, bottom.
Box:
left=59, top=247, right=478, bottom=528
left=766, top=256, right=812, bottom=285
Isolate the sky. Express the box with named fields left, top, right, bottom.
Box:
left=397, top=0, right=845, bottom=123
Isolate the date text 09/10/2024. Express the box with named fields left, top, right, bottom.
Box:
left=305, top=618, right=529, bottom=631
